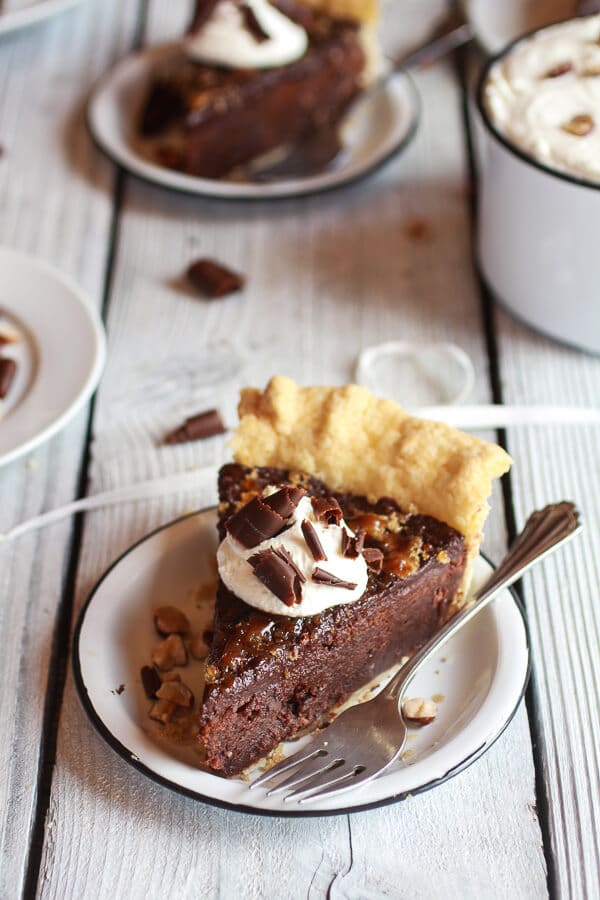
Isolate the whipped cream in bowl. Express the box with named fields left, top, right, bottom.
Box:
left=186, top=0, right=308, bottom=70
left=483, top=14, right=600, bottom=183
left=217, top=486, right=377, bottom=618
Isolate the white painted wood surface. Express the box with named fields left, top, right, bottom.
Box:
left=0, top=3, right=141, bottom=897
left=1, top=0, right=596, bottom=897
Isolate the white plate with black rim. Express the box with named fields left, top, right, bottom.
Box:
left=87, top=43, right=421, bottom=201
left=0, top=0, right=82, bottom=36
left=73, top=506, right=530, bottom=817
left=0, top=247, right=105, bottom=467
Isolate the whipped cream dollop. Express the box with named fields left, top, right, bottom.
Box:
left=186, top=0, right=308, bottom=70
left=217, top=490, right=370, bottom=618
left=484, top=15, right=600, bottom=182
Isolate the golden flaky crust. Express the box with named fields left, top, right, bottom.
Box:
left=231, top=377, right=511, bottom=596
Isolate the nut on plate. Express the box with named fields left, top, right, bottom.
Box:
left=156, top=679, right=194, bottom=708
left=151, top=633, right=188, bottom=670
left=154, top=606, right=190, bottom=636
left=561, top=114, right=594, bottom=136
left=149, top=698, right=177, bottom=724
left=402, top=697, right=437, bottom=726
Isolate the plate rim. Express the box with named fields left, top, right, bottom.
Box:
left=0, top=0, right=81, bottom=36
left=72, top=506, right=531, bottom=818
left=86, top=44, right=422, bottom=202
left=0, top=246, right=106, bottom=467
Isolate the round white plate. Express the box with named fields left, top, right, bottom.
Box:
left=0, top=247, right=105, bottom=467
left=74, top=507, right=530, bottom=817
left=88, top=44, right=420, bottom=200
left=0, top=0, right=81, bottom=36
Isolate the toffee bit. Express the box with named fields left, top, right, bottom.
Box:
left=187, top=258, right=245, bottom=298
left=164, top=408, right=226, bottom=445
left=312, top=567, right=357, bottom=591
left=301, top=519, right=327, bottom=562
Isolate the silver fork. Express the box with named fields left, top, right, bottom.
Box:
left=249, top=501, right=582, bottom=804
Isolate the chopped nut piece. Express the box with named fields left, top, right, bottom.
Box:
left=154, top=606, right=190, bottom=636
left=561, top=114, right=595, bottom=136
left=583, top=65, right=600, bottom=77
left=151, top=633, right=188, bottom=671
left=149, top=698, right=177, bottom=724
left=189, top=631, right=211, bottom=660
left=157, top=679, right=194, bottom=708
left=402, top=697, right=437, bottom=726
left=543, top=61, right=573, bottom=78
left=141, top=666, right=162, bottom=699
left=187, top=258, right=245, bottom=298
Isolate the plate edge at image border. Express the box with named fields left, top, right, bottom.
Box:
left=86, top=46, right=422, bottom=202
left=0, top=247, right=106, bottom=467
left=72, top=507, right=531, bottom=819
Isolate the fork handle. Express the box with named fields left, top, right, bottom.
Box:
left=384, top=502, right=582, bottom=701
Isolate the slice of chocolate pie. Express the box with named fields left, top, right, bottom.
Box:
left=198, top=377, right=511, bottom=776
left=138, top=0, right=380, bottom=179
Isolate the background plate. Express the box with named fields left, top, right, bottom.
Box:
left=0, top=0, right=81, bottom=36
left=74, top=507, right=530, bottom=816
left=0, top=247, right=105, bottom=467
left=88, top=43, right=420, bottom=200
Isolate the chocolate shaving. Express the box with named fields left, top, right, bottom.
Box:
left=301, top=519, right=327, bottom=562
left=240, top=2, right=269, bottom=41
left=312, top=567, right=357, bottom=590
left=165, top=408, right=226, bottom=445
left=249, top=547, right=304, bottom=606
left=0, top=358, right=16, bottom=399
left=187, top=258, right=245, bottom=298
left=188, top=0, right=220, bottom=33
left=263, top=485, right=306, bottom=518
left=141, top=666, right=162, bottom=699
left=363, top=548, right=384, bottom=574
left=341, top=528, right=365, bottom=559
left=227, top=496, right=287, bottom=548
left=311, top=496, right=343, bottom=527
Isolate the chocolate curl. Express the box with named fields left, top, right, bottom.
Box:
left=165, top=409, right=226, bottom=445
left=188, top=0, right=220, bottom=33
left=187, top=258, right=245, bottom=299
left=249, top=547, right=305, bottom=606
left=363, top=548, right=384, bottom=574
left=140, top=666, right=161, bottom=700
left=311, top=497, right=343, bottom=527
left=240, top=3, right=270, bottom=41
left=0, top=358, right=17, bottom=399
left=227, top=496, right=287, bottom=549
left=341, top=528, right=365, bottom=559
left=301, top=519, right=327, bottom=562
left=263, top=485, right=306, bottom=518
left=312, top=568, right=357, bottom=591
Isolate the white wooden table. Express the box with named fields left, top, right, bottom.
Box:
left=0, top=1, right=598, bottom=897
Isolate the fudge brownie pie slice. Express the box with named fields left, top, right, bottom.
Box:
left=138, top=0, right=381, bottom=179
left=198, top=377, right=511, bottom=777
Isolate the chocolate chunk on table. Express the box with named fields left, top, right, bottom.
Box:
left=187, top=258, right=245, bottom=298
left=0, top=358, right=17, bottom=399
left=165, top=408, right=226, bottom=445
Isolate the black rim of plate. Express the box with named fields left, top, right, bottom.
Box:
left=72, top=506, right=531, bottom=819
left=86, top=45, right=422, bottom=203
left=476, top=16, right=600, bottom=194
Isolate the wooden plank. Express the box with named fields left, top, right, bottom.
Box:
left=492, top=308, right=600, bottom=899
left=0, top=2, right=142, bottom=897
left=35, top=2, right=546, bottom=897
